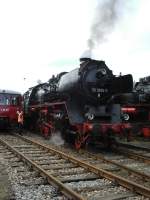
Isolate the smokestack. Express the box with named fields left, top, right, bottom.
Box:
left=80, top=57, right=91, bottom=62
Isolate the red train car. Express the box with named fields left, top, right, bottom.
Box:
left=0, top=89, right=22, bottom=129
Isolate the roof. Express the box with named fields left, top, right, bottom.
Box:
left=0, top=89, right=21, bottom=95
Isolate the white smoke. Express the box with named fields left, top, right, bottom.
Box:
left=49, top=131, right=64, bottom=146
left=83, top=0, right=128, bottom=58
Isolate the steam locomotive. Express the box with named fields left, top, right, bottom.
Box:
left=0, top=90, right=22, bottom=129
left=120, top=76, right=150, bottom=138
left=23, top=58, right=133, bottom=148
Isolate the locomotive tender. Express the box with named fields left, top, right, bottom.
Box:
left=23, top=58, right=133, bottom=148
left=0, top=89, right=22, bottom=129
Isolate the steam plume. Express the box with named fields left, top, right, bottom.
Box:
left=84, top=0, right=124, bottom=58
left=49, top=131, right=64, bottom=146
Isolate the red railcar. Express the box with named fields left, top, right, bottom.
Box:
left=0, top=89, right=22, bottom=129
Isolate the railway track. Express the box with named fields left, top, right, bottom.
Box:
left=0, top=134, right=150, bottom=199
left=116, top=140, right=150, bottom=153
left=25, top=133, right=150, bottom=171
left=114, top=142, right=150, bottom=164
left=22, top=134, right=150, bottom=191
left=51, top=145, right=150, bottom=187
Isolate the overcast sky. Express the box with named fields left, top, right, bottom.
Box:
left=0, top=0, right=150, bottom=93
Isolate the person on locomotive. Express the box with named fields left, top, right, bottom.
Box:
left=17, top=110, right=24, bottom=135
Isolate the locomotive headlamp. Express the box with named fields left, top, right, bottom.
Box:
left=54, top=113, right=62, bottom=119
left=85, top=113, right=94, bottom=120
left=123, top=113, right=130, bottom=121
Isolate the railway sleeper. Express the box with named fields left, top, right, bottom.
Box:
left=29, top=155, right=60, bottom=161
left=60, top=174, right=98, bottom=183
left=87, top=192, right=136, bottom=200
left=42, top=163, right=76, bottom=170
left=19, top=177, right=47, bottom=186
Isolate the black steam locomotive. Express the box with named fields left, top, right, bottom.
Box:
left=120, top=75, right=150, bottom=138
left=23, top=58, right=133, bottom=148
